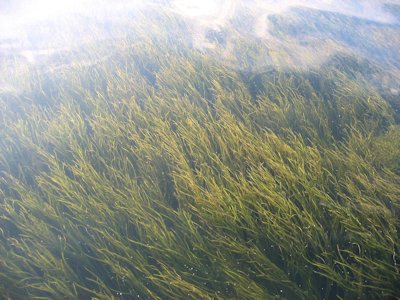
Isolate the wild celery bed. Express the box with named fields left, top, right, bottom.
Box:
left=1, top=13, right=400, bottom=300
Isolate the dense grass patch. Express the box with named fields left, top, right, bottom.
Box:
left=1, top=11, right=400, bottom=300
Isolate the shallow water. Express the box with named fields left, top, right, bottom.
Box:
left=0, top=1, right=399, bottom=299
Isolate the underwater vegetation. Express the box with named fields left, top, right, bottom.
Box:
left=268, top=6, right=400, bottom=69
left=1, top=5, right=400, bottom=300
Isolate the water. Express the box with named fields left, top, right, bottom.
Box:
left=0, top=1, right=399, bottom=299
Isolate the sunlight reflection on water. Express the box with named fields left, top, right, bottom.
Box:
left=0, top=1, right=143, bottom=66
left=0, top=0, right=399, bottom=71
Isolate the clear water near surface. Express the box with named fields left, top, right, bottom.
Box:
left=0, top=1, right=400, bottom=299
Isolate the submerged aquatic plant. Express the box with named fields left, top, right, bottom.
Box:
left=0, top=5, right=400, bottom=300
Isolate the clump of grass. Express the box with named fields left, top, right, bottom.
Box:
left=0, top=8, right=399, bottom=300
